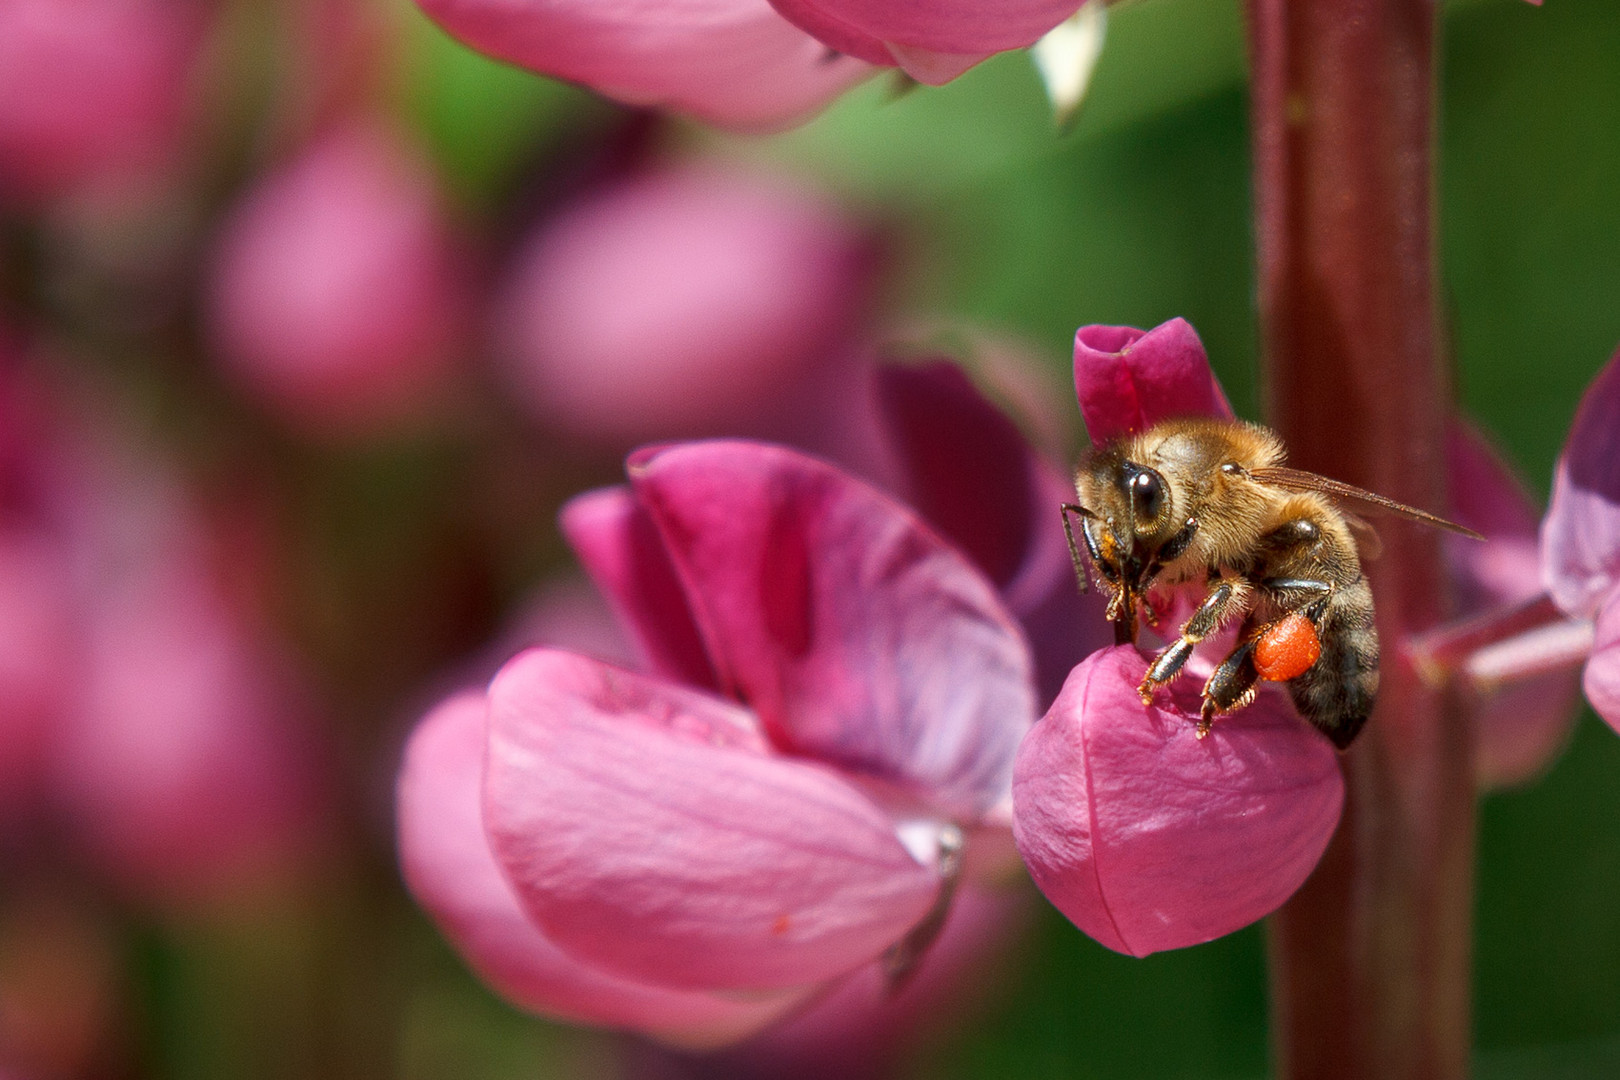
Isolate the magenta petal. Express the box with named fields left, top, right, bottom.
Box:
left=768, top=0, right=1079, bottom=61
left=560, top=486, right=719, bottom=691
left=1011, top=647, right=1343, bottom=957
left=1585, top=597, right=1620, bottom=735
left=484, top=649, right=939, bottom=991
left=1073, top=319, right=1234, bottom=446
left=398, top=691, right=801, bottom=1042
left=414, top=0, right=872, bottom=133
left=1542, top=348, right=1620, bottom=619
left=876, top=361, right=1039, bottom=591
left=628, top=440, right=1036, bottom=819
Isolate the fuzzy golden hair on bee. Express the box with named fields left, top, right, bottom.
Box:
left=1061, top=416, right=1480, bottom=749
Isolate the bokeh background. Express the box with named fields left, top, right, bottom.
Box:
left=1, top=0, right=1617, bottom=1077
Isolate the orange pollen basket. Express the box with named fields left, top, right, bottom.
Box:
left=1253, top=612, right=1322, bottom=681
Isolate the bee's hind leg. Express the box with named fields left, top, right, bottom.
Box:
left=1138, top=574, right=1247, bottom=705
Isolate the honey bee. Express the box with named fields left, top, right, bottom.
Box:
left=1062, top=417, right=1481, bottom=749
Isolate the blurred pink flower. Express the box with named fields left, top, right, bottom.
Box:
left=400, top=440, right=1036, bottom=1043
left=1443, top=422, right=1579, bottom=786
left=0, top=369, right=327, bottom=910
left=0, top=0, right=204, bottom=203
left=1541, top=346, right=1620, bottom=734
left=1013, top=646, right=1342, bottom=957
left=206, top=119, right=469, bottom=437
left=413, top=0, right=872, bottom=131
left=769, top=0, right=1085, bottom=84
left=496, top=165, right=871, bottom=448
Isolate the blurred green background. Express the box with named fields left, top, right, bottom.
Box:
left=46, top=0, right=1620, bottom=1076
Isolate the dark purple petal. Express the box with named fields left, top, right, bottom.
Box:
left=876, top=361, right=1038, bottom=590
left=560, top=486, right=719, bottom=691
left=1444, top=420, right=1579, bottom=787
left=1542, top=348, right=1620, bottom=619
left=1072, top=319, right=1233, bottom=446
left=875, top=358, right=1113, bottom=707
left=484, top=649, right=940, bottom=992
left=1012, top=646, right=1342, bottom=957
left=397, top=691, right=803, bottom=1042
left=628, top=440, right=1037, bottom=820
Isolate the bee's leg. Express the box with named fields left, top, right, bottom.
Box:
left=1137, top=575, right=1246, bottom=704
left=1198, top=638, right=1260, bottom=737
left=1259, top=577, right=1334, bottom=619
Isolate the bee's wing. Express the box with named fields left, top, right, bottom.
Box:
left=1339, top=509, right=1384, bottom=560
left=1249, top=466, right=1485, bottom=540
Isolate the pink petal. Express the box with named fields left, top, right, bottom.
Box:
left=398, top=691, right=803, bottom=1043
left=560, top=486, right=719, bottom=692
left=876, top=360, right=1112, bottom=705
left=768, top=0, right=1080, bottom=66
left=496, top=167, right=870, bottom=446
left=628, top=440, right=1037, bottom=820
left=415, top=0, right=872, bottom=132
left=1542, top=348, right=1620, bottom=619
left=205, top=118, right=467, bottom=436
left=1585, top=595, right=1620, bottom=735
left=1073, top=319, right=1234, bottom=446
left=0, top=0, right=204, bottom=202
left=1445, top=420, right=1578, bottom=787
left=1011, top=646, right=1343, bottom=957
left=484, top=649, right=941, bottom=991
left=669, top=882, right=1030, bottom=1078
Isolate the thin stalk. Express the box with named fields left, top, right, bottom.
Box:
left=1247, top=2, right=1474, bottom=1079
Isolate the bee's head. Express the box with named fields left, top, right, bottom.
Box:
left=1075, top=450, right=1179, bottom=597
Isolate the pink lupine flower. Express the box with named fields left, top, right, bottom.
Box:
left=1014, top=647, right=1342, bottom=957
left=496, top=165, right=872, bottom=449
left=413, top=0, right=872, bottom=132
left=206, top=119, right=468, bottom=437
left=1541, top=346, right=1620, bottom=733
left=768, top=0, right=1084, bottom=85
left=1443, top=422, right=1579, bottom=786
left=0, top=0, right=204, bottom=203
left=399, top=440, right=1036, bottom=1043
left=1070, top=318, right=1234, bottom=443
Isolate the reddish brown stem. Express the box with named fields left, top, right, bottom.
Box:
left=1248, top=2, right=1474, bottom=1079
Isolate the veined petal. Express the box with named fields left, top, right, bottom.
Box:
left=1073, top=319, right=1232, bottom=445
left=414, top=0, right=872, bottom=133
left=398, top=691, right=802, bottom=1043
left=1542, top=348, right=1620, bottom=619
left=484, top=649, right=939, bottom=991
left=628, top=440, right=1036, bottom=820
left=1012, top=647, right=1342, bottom=958
left=560, top=486, right=718, bottom=691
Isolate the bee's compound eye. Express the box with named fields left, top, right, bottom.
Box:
left=1130, top=469, right=1165, bottom=520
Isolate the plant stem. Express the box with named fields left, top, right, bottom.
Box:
left=1247, top=1, right=1474, bottom=1078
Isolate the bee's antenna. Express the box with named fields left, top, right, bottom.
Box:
left=1059, top=503, right=1094, bottom=596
